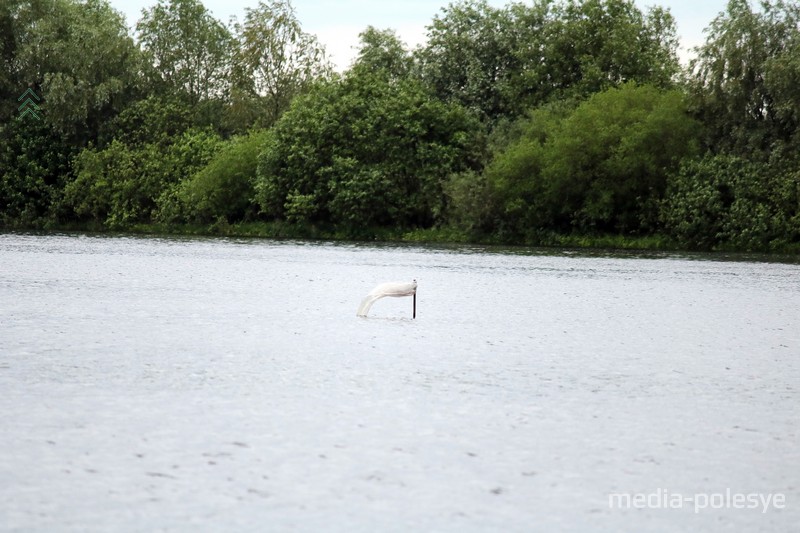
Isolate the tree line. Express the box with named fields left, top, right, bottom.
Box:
left=1, top=0, right=799, bottom=252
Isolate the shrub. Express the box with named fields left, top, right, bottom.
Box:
left=172, top=130, right=270, bottom=223
left=661, top=154, right=800, bottom=251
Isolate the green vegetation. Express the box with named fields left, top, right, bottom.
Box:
left=254, top=67, right=482, bottom=234
left=470, top=83, right=702, bottom=242
left=1, top=0, right=799, bottom=253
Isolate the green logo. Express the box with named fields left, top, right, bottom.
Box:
left=18, top=88, right=41, bottom=120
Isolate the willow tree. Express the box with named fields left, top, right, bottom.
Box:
left=229, top=0, right=330, bottom=130
left=1, top=0, right=141, bottom=134
left=689, top=0, right=800, bottom=157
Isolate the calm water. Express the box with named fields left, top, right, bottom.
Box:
left=1, top=233, right=798, bottom=532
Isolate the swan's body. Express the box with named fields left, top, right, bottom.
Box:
left=357, top=280, right=417, bottom=317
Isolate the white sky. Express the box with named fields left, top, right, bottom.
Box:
left=110, top=0, right=729, bottom=70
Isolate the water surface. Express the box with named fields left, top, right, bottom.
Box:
left=1, top=234, right=798, bottom=531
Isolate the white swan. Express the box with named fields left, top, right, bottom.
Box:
left=357, top=280, right=417, bottom=318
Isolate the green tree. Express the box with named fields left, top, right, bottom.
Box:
left=1, top=0, right=142, bottom=136
left=689, top=0, right=800, bottom=156
left=417, top=0, right=679, bottom=123
left=417, top=0, right=539, bottom=121
left=455, top=101, right=571, bottom=237
left=167, top=130, right=270, bottom=223
left=482, top=84, right=700, bottom=238
left=255, top=67, right=482, bottom=231
left=98, top=95, right=192, bottom=147
left=352, top=26, right=413, bottom=80
left=65, top=129, right=222, bottom=228
left=137, top=0, right=232, bottom=106
left=0, top=119, right=76, bottom=227
left=537, top=0, right=679, bottom=101
left=662, top=154, right=800, bottom=251
left=0, top=0, right=141, bottom=228
left=229, top=0, right=330, bottom=130
left=764, top=13, right=800, bottom=153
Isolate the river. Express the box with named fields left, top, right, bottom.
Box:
left=1, top=233, right=798, bottom=531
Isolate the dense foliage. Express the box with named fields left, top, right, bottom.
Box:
left=469, top=83, right=701, bottom=240
left=1, top=0, right=799, bottom=252
left=662, top=154, right=800, bottom=251
left=417, top=0, right=680, bottom=121
left=254, top=69, right=482, bottom=234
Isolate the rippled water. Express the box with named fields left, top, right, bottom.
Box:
left=1, top=233, right=798, bottom=532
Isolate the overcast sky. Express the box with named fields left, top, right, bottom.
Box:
left=110, top=0, right=730, bottom=70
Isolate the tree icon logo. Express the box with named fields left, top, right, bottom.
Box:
left=18, top=88, right=41, bottom=120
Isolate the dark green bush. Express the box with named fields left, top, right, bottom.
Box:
left=479, top=83, right=701, bottom=239
left=65, top=129, right=222, bottom=228
left=0, top=120, right=76, bottom=228
left=170, top=130, right=270, bottom=223
left=661, top=154, right=800, bottom=251
left=255, top=71, right=483, bottom=230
